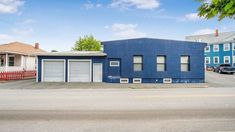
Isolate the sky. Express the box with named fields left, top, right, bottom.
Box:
left=0, top=0, right=235, bottom=52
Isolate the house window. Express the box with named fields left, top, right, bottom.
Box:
left=0, top=57, right=4, bottom=66
left=233, top=56, right=235, bottom=63
left=181, top=56, right=190, bottom=72
left=8, top=56, right=15, bottom=66
left=133, top=56, right=143, bottom=71
left=213, top=56, right=219, bottom=64
left=205, top=46, right=210, bottom=52
left=223, top=43, right=230, bottom=51
left=213, top=45, right=219, bottom=52
left=205, top=57, right=210, bottom=64
left=156, top=55, right=166, bottom=71
left=224, top=56, right=230, bottom=64
left=109, top=61, right=119, bottom=67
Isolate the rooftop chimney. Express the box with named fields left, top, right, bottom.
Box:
left=35, top=43, right=39, bottom=49
left=215, top=29, right=219, bottom=37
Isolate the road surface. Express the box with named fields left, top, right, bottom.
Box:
left=0, top=88, right=235, bottom=132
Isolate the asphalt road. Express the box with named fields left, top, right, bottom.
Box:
left=0, top=88, right=235, bottom=132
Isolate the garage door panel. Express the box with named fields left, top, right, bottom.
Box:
left=69, top=61, right=91, bottom=82
left=43, top=60, right=65, bottom=82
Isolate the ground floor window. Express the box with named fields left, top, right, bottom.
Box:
left=133, top=56, right=143, bottom=71
left=213, top=56, right=219, bottom=64
left=156, top=55, right=166, bottom=71
left=224, top=56, right=230, bottom=64
left=181, top=56, right=190, bottom=72
left=0, top=56, right=4, bottom=66
left=8, top=56, right=15, bottom=66
left=205, top=57, right=210, bottom=64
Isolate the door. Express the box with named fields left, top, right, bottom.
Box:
left=69, top=60, right=91, bottom=82
left=93, top=63, right=102, bottom=82
left=43, top=60, right=65, bottom=82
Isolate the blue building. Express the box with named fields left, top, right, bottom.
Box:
left=186, top=30, right=235, bottom=67
left=37, top=38, right=206, bottom=83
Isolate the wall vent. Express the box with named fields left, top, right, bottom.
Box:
left=163, top=78, right=172, bottom=84
left=120, top=78, right=129, bottom=84
left=133, top=78, right=142, bottom=83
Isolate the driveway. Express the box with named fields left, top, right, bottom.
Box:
left=206, top=71, right=235, bottom=87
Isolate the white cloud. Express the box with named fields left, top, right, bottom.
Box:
left=0, top=0, right=24, bottom=14
left=193, top=28, right=214, bottom=35
left=83, top=2, right=102, bottom=9
left=0, top=34, right=13, bottom=42
left=107, top=23, right=146, bottom=38
left=110, top=0, right=160, bottom=10
left=12, top=27, right=34, bottom=36
left=184, top=13, right=205, bottom=21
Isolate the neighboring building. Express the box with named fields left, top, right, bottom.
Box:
left=37, top=38, right=206, bottom=83
left=186, top=30, right=235, bottom=67
left=0, top=42, right=46, bottom=72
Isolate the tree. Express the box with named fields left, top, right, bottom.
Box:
left=197, top=0, right=235, bottom=21
left=72, top=35, right=101, bottom=51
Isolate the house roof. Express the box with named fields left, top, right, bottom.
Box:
left=37, top=51, right=107, bottom=56
left=0, top=42, right=46, bottom=55
left=185, top=31, right=235, bottom=44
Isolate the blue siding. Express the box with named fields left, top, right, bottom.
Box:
left=205, top=43, right=235, bottom=67
left=103, top=38, right=206, bottom=83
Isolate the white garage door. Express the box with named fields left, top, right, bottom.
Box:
left=43, top=60, right=65, bottom=82
left=68, top=60, right=91, bottom=82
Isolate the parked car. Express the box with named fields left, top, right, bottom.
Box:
left=213, top=64, right=235, bottom=74
left=206, top=66, right=215, bottom=71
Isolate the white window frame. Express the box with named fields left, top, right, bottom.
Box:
left=223, top=43, right=230, bottom=51
left=156, top=55, right=166, bottom=72
left=205, top=57, right=210, bottom=64
left=120, top=78, right=129, bottom=83
left=67, top=59, right=92, bottom=82
left=109, top=61, right=120, bottom=67
left=213, top=44, right=219, bottom=52
left=133, top=78, right=142, bottom=84
left=205, top=46, right=210, bottom=52
left=41, top=59, right=66, bottom=82
left=224, top=56, right=230, bottom=64
left=133, top=56, right=143, bottom=71
left=180, top=56, right=190, bottom=72
left=213, top=56, right=219, bottom=64
left=233, top=56, right=235, bottom=63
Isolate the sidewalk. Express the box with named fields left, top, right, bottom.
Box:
left=0, top=79, right=208, bottom=89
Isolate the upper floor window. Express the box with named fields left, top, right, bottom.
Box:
left=213, top=45, right=219, bottom=52
left=223, top=43, right=230, bottom=51
left=224, top=56, right=230, bottom=64
left=205, top=46, right=210, bottom=52
left=133, top=56, right=143, bottom=71
left=213, top=56, right=219, bottom=64
left=181, top=56, right=190, bottom=72
left=156, top=55, right=166, bottom=71
left=109, top=61, right=119, bottom=67
left=205, top=57, right=210, bottom=64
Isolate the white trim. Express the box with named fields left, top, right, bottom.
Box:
left=213, top=44, right=219, bottom=52
left=109, top=61, right=120, bottom=67
left=223, top=43, right=230, bottom=51
left=224, top=56, right=230, bottom=64
left=133, top=78, right=142, bottom=83
left=67, top=59, right=92, bottom=82
left=41, top=59, right=66, bottom=82
left=205, top=46, right=210, bottom=52
left=205, top=57, right=210, bottom=64
left=233, top=56, right=235, bottom=63
left=120, top=78, right=129, bottom=83
left=213, top=56, right=219, bottom=64
left=93, top=63, right=103, bottom=82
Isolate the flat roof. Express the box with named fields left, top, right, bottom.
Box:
left=37, top=51, right=107, bottom=57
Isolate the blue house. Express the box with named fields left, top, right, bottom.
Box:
left=37, top=38, right=206, bottom=83
left=186, top=30, right=235, bottom=67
